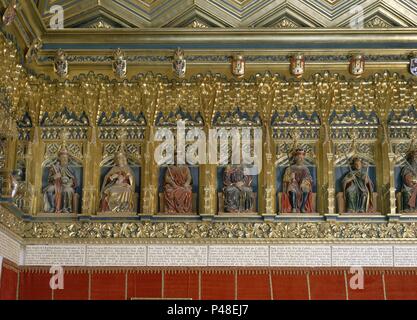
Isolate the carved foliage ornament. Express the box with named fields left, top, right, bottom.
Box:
left=25, top=38, right=42, bottom=64
left=155, top=107, right=204, bottom=127
left=212, top=107, right=262, bottom=127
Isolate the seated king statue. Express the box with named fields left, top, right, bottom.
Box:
left=43, top=146, right=77, bottom=213
left=282, top=148, right=314, bottom=213
left=164, top=165, right=193, bottom=214
left=223, top=166, right=254, bottom=213
left=342, top=157, right=374, bottom=213
left=401, top=148, right=417, bottom=212
left=100, top=152, right=135, bottom=213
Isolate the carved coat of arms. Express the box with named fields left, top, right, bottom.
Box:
left=231, top=54, right=245, bottom=78
left=349, top=54, right=365, bottom=77
left=172, top=48, right=186, bottom=78
left=112, top=48, right=127, bottom=79
left=290, top=55, right=305, bottom=78
left=54, top=49, right=68, bottom=78
left=410, top=57, right=417, bottom=76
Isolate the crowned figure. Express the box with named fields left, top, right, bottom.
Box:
left=342, top=157, right=374, bottom=213
left=281, top=148, right=314, bottom=213
left=43, top=146, right=77, bottom=213
left=164, top=165, right=193, bottom=214
left=100, top=151, right=135, bottom=213
left=223, top=166, right=254, bottom=213
left=401, top=147, right=417, bottom=212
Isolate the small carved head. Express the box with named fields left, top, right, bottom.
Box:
left=291, top=148, right=306, bottom=165
left=350, top=157, right=363, bottom=170
left=115, top=151, right=128, bottom=167
left=58, top=147, right=70, bottom=166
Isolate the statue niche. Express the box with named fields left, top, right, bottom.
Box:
left=401, top=148, right=417, bottom=212
left=221, top=165, right=256, bottom=213
left=340, top=157, right=374, bottom=213
left=162, top=165, right=193, bottom=214
left=43, top=146, right=79, bottom=214
left=100, top=152, right=135, bottom=213
left=281, top=148, right=314, bottom=213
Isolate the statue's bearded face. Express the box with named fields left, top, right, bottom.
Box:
left=353, top=159, right=362, bottom=170
left=294, top=153, right=304, bottom=165
left=59, top=154, right=69, bottom=166
left=116, top=154, right=127, bottom=166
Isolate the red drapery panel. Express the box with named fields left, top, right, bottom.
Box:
left=201, top=271, right=235, bottom=300
left=164, top=271, right=199, bottom=300
left=237, top=272, right=271, bottom=300
left=53, top=271, right=89, bottom=300
left=0, top=265, right=18, bottom=300
left=127, top=271, right=162, bottom=300
left=19, top=270, right=52, bottom=300
left=347, top=271, right=385, bottom=300
left=385, top=271, right=417, bottom=300
left=271, top=271, right=309, bottom=300
left=309, top=271, right=346, bottom=300
left=91, top=271, right=125, bottom=300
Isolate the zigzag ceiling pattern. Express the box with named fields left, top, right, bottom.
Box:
left=35, top=0, right=417, bottom=28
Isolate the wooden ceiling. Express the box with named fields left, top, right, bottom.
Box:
left=35, top=0, right=417, bottom=28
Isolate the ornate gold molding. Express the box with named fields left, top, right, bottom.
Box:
left=1, top=204, right=417, bottom=243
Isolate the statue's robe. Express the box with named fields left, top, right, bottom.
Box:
left=281, top=165, right=314, bottom=213
left=43, top=163, right=77, bottom=213
left=223, top=166, right=254, bottom=213
left=401, top=162, right=417, bottom=210
left=342, top=169, right=373, bottom=213
left=100, top=165, right=135, bottom=212
left=164, top=166, right=192, bottom=214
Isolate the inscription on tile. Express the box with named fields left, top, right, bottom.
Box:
left=0, top=230, right=21, bottom=264
left=147, top=245, right=208, bottom=266
left=209, top=246, right=269, bottom=266
left=25, top=245, right=86, bottom=266
left=394, top=246, right=417, bottom=267
left=270, top=246, right=331, bottom=266
left=86, top=246, right=147, bottom=266
left=332, top=246, right=393, bottom=267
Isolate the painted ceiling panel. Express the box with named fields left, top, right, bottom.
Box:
left=36, top=0, right=417, bottom=28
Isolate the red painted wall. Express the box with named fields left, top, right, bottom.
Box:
left=2, top=264, right=417, bottom=300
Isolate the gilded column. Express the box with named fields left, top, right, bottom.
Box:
left=200, top=125, right=217, bottom=216
left=30, top=126, right=44, bottom=215
left=82, top=126, right=100, bottom=215
left=262, top=126, right=276, bottom=217
left=141, top=127, right=158, bottom=215
left=323, top=122, right=335, bottom=216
